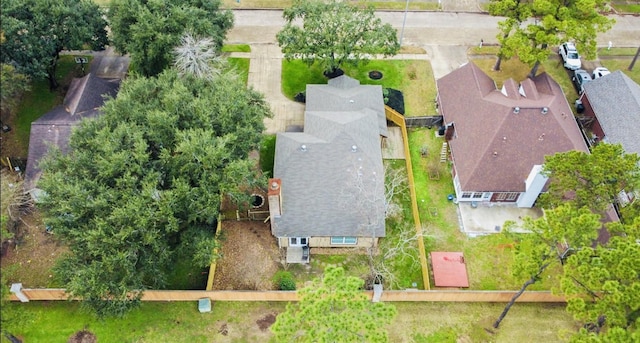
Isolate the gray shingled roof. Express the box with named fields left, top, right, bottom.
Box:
left=306, top=76, right=388, bottom=138
left=272, top=76, right=386, bottom=238
left=583, top=71, right=640, bottom=155
left=24, top=73, right=120, bottom=190
left=436, top=62, right=588, bottom=192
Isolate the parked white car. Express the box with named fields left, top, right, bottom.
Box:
left=559, top=42, right=581, bottom=70
left=592, top=67, right=611, bottom=79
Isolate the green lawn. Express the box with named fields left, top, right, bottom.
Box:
left=600, top=59, right=640, bottom=84
left=228, top=57, right=250, bottom=85
left=612, top=3, right=640, bottom=13
left=6, top=300, right=576, bottom=343
left=259, top=134, right=276, bottom=177
left=597, top=47, right=639, bottom=56
left=165, top=251, right=209, bottom=290
left=281, top=59, right=437, bottom=116
left=222, top=44, right=251, bottom=53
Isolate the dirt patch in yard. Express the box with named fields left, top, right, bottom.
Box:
left=212, top=220, right=281, bottom=290
left=0, top=207, right=68, bottom=288
left=256, top=313, right=277, bottom=331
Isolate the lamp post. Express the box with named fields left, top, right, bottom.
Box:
left=399, top=0, right=410, bottom=46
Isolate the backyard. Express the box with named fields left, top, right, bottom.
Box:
left=4, top=300, right=577, bottom=342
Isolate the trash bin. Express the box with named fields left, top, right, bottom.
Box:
left=447, top=194, right=454, bottom=201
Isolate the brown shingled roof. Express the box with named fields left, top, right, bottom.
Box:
left=436, top=62, right=588, bottom=193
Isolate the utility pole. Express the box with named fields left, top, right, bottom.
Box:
left=399, top=0, right=410, bottom=46
left=629, top=46, right=640, bottom=71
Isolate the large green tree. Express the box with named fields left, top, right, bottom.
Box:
left=489, top=0, right=614, bottom=77
left=271, top=266, right=397, bottom=342
left=277, top=0, right=400, bottom=76
left=109, top=0, right=233, bottom=77
left=39, top=69, right=272, bottom=317
left=493, top=204, right=601, bottom=328
left=540, top=143, right=640, bottom=216
left=0, top=0, right=108, bottom=89
left=561, top=218, right=640, bottom=342
left=487, top=0, right=532, bottom=71
left=0, top=63, right=30, bottom=116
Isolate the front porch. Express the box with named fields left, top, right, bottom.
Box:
left=286, top=246, right=310, bottom=264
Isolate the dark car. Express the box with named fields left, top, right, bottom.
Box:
left=572, top=69, right=592, bottom=94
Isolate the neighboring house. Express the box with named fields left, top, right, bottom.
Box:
left=579, top=71, right=640, bottom=205
left=24, top=73, right=120, bottom=198
left=436, top=62, right=589, bottom=208
left=269, top=75, right=388, bottom=263
left=580, top=71, right=640, bottom=153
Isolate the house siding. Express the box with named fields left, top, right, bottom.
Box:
left=581, top=94, right=605, bottom=140
left=278, top=236, right=377, bottom=248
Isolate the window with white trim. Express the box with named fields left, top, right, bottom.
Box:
left=461, top=192, right=472, bottom=198
left=289, top=237, right=308, bottom=246
left=331, top=237, right=357, bottom=245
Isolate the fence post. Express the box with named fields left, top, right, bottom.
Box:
left=10, top=283, right=29, bottom=302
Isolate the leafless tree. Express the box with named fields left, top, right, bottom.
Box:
left=173, top=32, right=225, bottom=80
left=343, top=161, right=433, bottom=288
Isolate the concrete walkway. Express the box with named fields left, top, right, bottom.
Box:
left=243, top=44, right=305, bottom=134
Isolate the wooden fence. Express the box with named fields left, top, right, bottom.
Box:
left=385, top=106, right=431, bottom=290
left=404, top=116, right=443, bottom=128
left=205, top=221, right=223, bottom=291
left=9, top=289, right=565, bottom=303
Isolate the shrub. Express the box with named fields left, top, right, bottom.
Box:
left=384, top=88, right=405, bottom=114
left=274, top=270, right=296, bottom=290
left=260, top=135, right=277, bottom=177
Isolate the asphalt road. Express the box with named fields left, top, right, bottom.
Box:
left=228, top=10, right=640, bottom=47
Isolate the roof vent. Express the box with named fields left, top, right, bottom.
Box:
left=493, top=151, right=498, bottom=157
left=513, top=107, right=520, bottom=114
left=349, top=99, right=355, bottom=103
left=351, top=145, right=358, bottom=152
left=541, top=107, right=548, bottom=115
left=300, top=144, right=307, bottom=152
left=270, top=181, right=279, bottom=190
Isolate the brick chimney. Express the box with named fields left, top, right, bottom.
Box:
left=268, top=178, right=282, bottom=218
